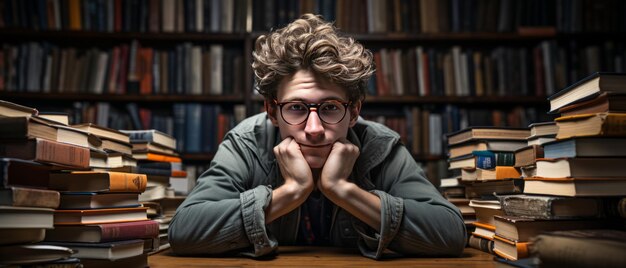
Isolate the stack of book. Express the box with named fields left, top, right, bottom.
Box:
left=38, top=117, right=155, bottom=266
left=444, top=126, right=530, bottom=254
left=492, top=72, right=626, bottom=265
left=121, top=129, right=188, bottom=253
left=0, top=100, right=84, bottom=266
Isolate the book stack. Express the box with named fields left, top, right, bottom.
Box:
left=444, top=126, right=530, bottom=254
left=0, top=100, right=83, bottom=266
left=25, top=116, right=154, bottom=266
left=121, top=129, right=188, bottom=253
left=492, top=72, right=626, bottom=265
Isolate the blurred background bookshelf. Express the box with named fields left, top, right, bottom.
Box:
left=2, top=0, right=626, bottom=181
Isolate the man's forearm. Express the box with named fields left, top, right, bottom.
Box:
left=323, top=181, right=382, bottom=232
left=265, top=182, right=312, bottom=224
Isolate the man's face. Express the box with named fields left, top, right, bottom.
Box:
left=267, top=69, right=360, bottom=169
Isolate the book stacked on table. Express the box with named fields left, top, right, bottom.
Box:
left=444, top=126, right=529, bottom=254
left=0, top=100, right=82, bottom=266
left=492, top=72, right=626, bottom=266
left=121, top=129, right=189, bottom=253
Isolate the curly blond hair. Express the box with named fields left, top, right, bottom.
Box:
left=252, top=14, right=374, bottom=103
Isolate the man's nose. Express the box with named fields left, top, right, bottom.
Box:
left=304, top=109, right=325, bottom=136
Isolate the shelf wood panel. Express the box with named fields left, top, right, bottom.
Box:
left=0, top=92, right=244, bottom=103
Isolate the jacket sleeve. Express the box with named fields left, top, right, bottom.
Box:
left=168, top=133, right=278, bottom=257
left=355, top=144, right=467, bottom=259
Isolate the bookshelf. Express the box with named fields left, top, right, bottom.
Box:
left=1, top=0, right=624, bottom=177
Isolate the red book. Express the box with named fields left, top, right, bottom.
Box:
left=45, top=220, right=159, bottom=242
left=0, top=138, right=90, bottom=169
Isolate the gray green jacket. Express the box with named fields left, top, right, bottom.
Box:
left=168, top=113, right=466, bottom=259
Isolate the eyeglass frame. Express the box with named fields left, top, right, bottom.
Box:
left=273, top=99, right=352, bottom=125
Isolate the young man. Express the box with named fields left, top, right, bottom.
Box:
left=169, top=14, right=466, bottom=259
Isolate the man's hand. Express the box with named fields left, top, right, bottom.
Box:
left=273, top=137, right=315, bottom=194
left=318, top=137, right=360, bottom=194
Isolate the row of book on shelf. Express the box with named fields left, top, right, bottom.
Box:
left=439, top=72, right=626, bottom=267
left=0, top=41, right=244, bottom=96
left=3, top=0, right=624, bottom=34
left=368, top=40, right=626, bottom=98
left=0, top=99, right=197, bottom=267
left=0, top=0, right=249, bottom=33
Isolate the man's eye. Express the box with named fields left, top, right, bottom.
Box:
left=321, top=104, right=339, bottom=111
left=287, top=104, right=306, bottom=111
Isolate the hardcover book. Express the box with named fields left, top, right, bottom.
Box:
left=72, top=123, right=131, bottom=144
left=53, top=207, right=148, bottom=225
left=446, top=127, right=530, bottom=146
left=0, top=116, right=57, bottom=141
left=493, top=235, right=530, bottom=261
left=44, top=220, right=159, bottom=243
left=555, top=112, right=626, bottom=139
left=0, top=158, right=52, bottom=189
left=0, top=100, right=38, bottom=117
left=548, top=72, right=626, bottom=113
left=531, top=230, right=626, bottom=267
left=0, top=187, right=60, bottom=208
left=558, top=92, right=626, bottom=116
left=524, top=177, right=626, bottom=197
left=0, top=138, right=90, bottom=169
left=120, top=129, right=176, bottom=150
left=535, top=157, right=626, bottom=178
left=494, top=215, right=615, bottom=242
left=49, top=171, right=147, bottom=193
left=44, top=239, right=144, bottom=261
left=58, top=193, right=140, bottom=209
left=0, top=228, right=46, bottom=246
left=543, top=138, right=626, bottom=158
left=448, top=140, right=527, bottom=159
left=514, top=145, right=544, bottom=168
left=498, top=194, right=601, bottom=219
left=0, top=205, right=54, bottom=229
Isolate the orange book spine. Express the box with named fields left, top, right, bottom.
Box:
left=68, top=0, right=82, bottom=30
left=495, top=166, right=521, bottom=180
left=108, top=172, right=148, bottom=192
left=171, top=170, right=188, bottom=178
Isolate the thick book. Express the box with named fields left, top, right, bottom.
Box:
left=448, top=140, right=527, bottom=159
left=466, top=166, right=521, bottom=181
left=120, top=129, right=176, bottom=150
left=0, top=116, right=57, bottom=141
left=498, top=194, right=601, bottom=220
left=468, top=235, right=494, bottom=254
left=49, top=171, right=147, bottom=193
left=469, top=199, right=504, bottom=226
left=530, top=230, right=626, bottom=267
left=528, top=122, right=558, bottom=138
left=448, top=154, right=475, bottom=170
left=0, top=100, right=38, bottom=117
left=555, top=112, right=626, bottom=139
left=0, top=186, right=60, bottom=208
left=53, top=207, right=148, bottom=225
left=45, top=220, right=159, bottom=243
left=514, top=145, right=544, bottom=168
left=543, top=138, right=626, bottom=158
left=44, top=239, right=144, bottom=261
left=535, top=157, right=626, bottom=178
left=59, top=192, right=140, bottom=209
left=494, top=215, right=616, bottom=242
left=472, top=221, right=496, bottom=240
left=493, top=235, right=530, bottom=261
left=465, top=179, right=524, bottom=199
left=99, top=137, right=133, bottom=155
left=0, top=244, right=74, bottom=265
left=0, top=228, right=46, bottom=246
left=131, top=142, right=178, bottom=156
left=0, top=138, right=90, bottom=169
left=547, top=72, right=626, bottom=113
left=0, top=158, right=52, bottom=189
left=72, top=123, right=130, bottom=144
left=524, top=177, right=626, bottom=197
left=0, top=205, right=54, bottom=229
left=38, top=111, right=70, bottom=125
left=446, top=127, right=530, bottom=146
left=558, top=92, right=626, bottom=116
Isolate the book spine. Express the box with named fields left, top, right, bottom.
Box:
left=501, top=196, right=554, bottom=219
left=99, top=220, right=159, bottom=242
left=108, top=172, right=147, bottom=192
left=35, top=139, right=90, bottom=168
left=136, top=166, right=171, bottom=177
left=475, top=154, right=495, bottom=169
left=8, top=187, right=60, bottom=208
left=495, top=152, right=515, bottom=166
left=127, top=131, right=154, bottom=142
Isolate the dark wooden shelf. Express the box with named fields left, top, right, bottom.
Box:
left=0, top=92, right=245, bottom=103
left=0, top=29, right=247, bottom=43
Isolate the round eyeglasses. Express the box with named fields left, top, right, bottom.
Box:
left=274, top=100, right=351, bottom=125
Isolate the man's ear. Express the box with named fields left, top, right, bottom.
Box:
left=265, top=100, right=279, bottom=126
left=349, top=101, right=362, bottom=127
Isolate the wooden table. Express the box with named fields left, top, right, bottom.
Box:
left=148, top=247, right=495, bottom=267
